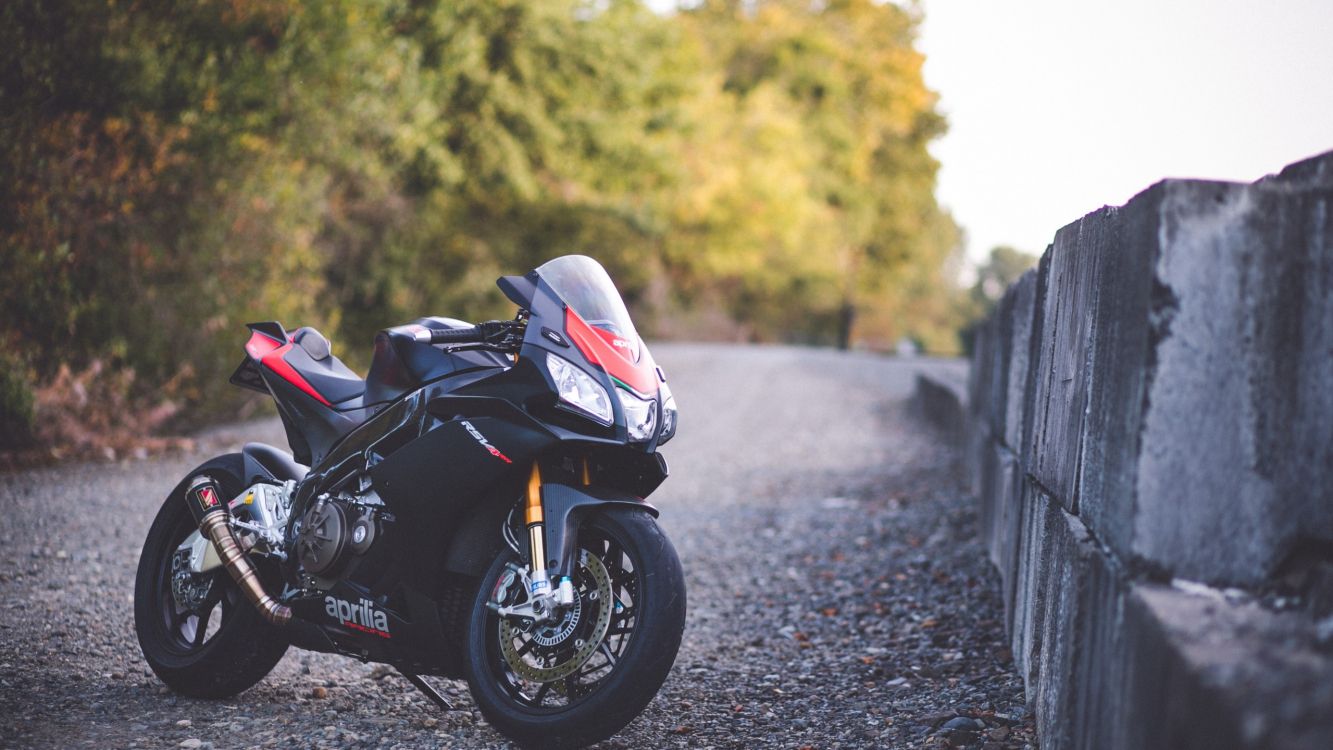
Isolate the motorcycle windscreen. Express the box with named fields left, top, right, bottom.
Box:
left=537, top=255, right=659, bottom=395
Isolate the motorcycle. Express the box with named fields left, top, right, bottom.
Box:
left=133, top=255, right=685, bottom=748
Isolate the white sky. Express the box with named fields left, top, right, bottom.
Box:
left=915, top=0, right=1333, bottom=262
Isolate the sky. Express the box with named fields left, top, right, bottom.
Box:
left=915, top=0, right=1333, bottom=263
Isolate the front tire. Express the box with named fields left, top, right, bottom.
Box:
left=463, top=508, right=686, bottom=749
left=134, top=462, right=289, bottom=698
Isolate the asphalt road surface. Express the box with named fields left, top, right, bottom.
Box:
left=0, top=344, right=1033, bottom=749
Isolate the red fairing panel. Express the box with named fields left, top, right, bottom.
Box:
left=249, top=332, right=334, bottom=407
left=564, top=307, right=659, bottom=395
left=244, top=330, right=283, bottom=359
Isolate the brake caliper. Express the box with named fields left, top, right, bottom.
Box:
left=170, top=547, right=215, bottom=612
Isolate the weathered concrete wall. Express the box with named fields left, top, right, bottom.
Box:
left=931, top=150, right=1333, bottom=749
left=913, top=371, right=967, bottom=449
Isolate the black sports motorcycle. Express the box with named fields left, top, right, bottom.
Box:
left=134, top=255, right=685, bottom=748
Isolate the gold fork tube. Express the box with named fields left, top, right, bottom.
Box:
left=525, top=462, right=546, bottom=572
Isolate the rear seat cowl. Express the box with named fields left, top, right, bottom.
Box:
left=293, top=327, right=332, bottom=361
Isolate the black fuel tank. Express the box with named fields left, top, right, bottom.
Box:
left=363, top=318, right=512, bottom=405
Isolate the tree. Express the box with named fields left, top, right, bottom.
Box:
left=971, top=245, right=1039, bottom=306
left=1, top=0, right=965, bottom=451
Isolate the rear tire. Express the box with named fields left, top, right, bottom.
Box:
left=134, top=461, right=289, bottom=698
left=462, top=508, right=686, bottom=749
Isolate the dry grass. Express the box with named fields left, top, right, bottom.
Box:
left=0, top=361, right=196, bottom=470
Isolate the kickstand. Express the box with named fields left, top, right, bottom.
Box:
left=397, top=666, right=457, bottom=711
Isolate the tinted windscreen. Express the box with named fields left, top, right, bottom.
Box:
left=537, top=256, right=639, bottom=347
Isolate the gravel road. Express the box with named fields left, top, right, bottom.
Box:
left=0, top=344, right=1033, bottom=749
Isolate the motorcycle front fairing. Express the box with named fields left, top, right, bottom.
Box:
left=309, top=258, right=671, bottom=653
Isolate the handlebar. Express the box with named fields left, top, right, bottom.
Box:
left=420, top=326, right=483, bottom=344
left=411, top=320, right=525, bottom=348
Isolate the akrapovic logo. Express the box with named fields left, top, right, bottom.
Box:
left=192, top=485, right=220, bottom=511
left=324, top=596, right=391, bottom=638
left=461, top=420, right=512, bottom=463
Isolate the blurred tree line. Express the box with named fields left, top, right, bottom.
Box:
left=957, top=245, right=1039, bottom=354
left=1, top=0, right=969, bottom=451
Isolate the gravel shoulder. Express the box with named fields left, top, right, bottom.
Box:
left=0, top=344, right=1032, bottom=749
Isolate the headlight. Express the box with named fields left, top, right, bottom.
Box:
left=546, top=354, right=613, bottom=425
left=659, top=382, right=677, bottom=444
left=617, top=387, right=659, bottom=443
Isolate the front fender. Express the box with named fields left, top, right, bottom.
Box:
left=540, top=483, right=658, bottom=578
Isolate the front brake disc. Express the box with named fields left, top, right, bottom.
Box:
left=498, top=550, right=613, bottom=683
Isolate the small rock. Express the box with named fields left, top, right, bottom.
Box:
left=942, top=717, right=983, bottom=732
left=1314, top=616, right=1333, bottom=650
left=175, top=719, right=192, bottom=728
left=947, top=732, right=978, bottom=748
left=311, top=686, right=328, bottom=699
left=179, top=740, right=202, bottom=749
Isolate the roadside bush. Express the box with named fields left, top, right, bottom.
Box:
left=0, top=356, right=35, bottom=450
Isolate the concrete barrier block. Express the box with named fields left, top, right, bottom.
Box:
left=967, top=422, right=988, bottom=499
left=1011, top=479, right=1054, bottom=691
left=1019, top=247, right=1053, bottom=473
left=1002, top=270, right=1039, bottom=453
left=1120, top=584, right=1241, bottom=750
left=1123, top=583, right=1333, bottom=750
left=1065, top=169, right=1332, bottom=585
left=988, top=279, right=1018, bottom=439
left=977, top=435, right=1002, bottom=563
left=913, top=372, right=967, bottom=448
left=1131, top=178, right=1333, bottom=584
left=1071, top=537, right=1127, bottom=750
left=968, top=314, right=996, bottom=420
left=1029, top=209, right=1116, bottom=511
left=1266, top=149, right=1333, bottom=189
left=991, top=446, right=1024, bottom=632
left=1075, top=183, right=1164, bottom=563
left=1032, top=505, right=1105, bottom=750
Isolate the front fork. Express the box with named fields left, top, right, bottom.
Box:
left=492, top=458, right=656, bottom=625
left=525, top=462, right=577, bottom=612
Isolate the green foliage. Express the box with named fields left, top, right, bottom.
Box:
left=1, top=0, right=962, bottom=449
left=957, top=245, right=1039, bottom=354
left=971, top=245, right=1040, bottom=307
left=0, top=356, right=35, bottom=450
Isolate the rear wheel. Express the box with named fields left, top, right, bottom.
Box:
left=463, top=508, right=686, bottom=749
left=134, top=464, right=289, bottom=698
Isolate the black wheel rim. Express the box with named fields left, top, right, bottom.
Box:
left=485, top=524, right=643, bottom=712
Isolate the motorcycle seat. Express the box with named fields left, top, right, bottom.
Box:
left=284, top=327, right=365, bottom=405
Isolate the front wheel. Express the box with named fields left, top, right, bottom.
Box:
left=462, top=508, right=686, bottom=749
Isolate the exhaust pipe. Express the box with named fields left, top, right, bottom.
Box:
left=187, top=476, right=292, bottom=626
